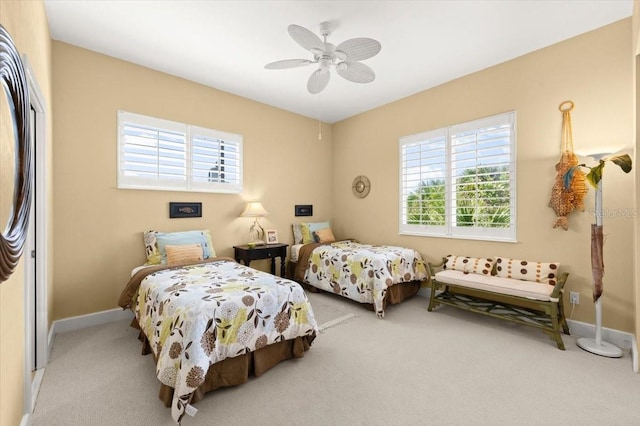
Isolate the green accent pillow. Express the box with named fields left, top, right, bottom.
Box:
left=300, top=221, right=330, bottom=244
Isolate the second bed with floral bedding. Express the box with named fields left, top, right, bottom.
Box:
left=292, top=240, right=429, bottom=318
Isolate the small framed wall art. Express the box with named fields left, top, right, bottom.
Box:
left=265, top=229, right=279, bottom=244
left=169, top=202, right=202, bottom=218
left=295, top=204, right=313, bottom=216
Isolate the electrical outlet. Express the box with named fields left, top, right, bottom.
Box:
left=570, top=292, right=580, bottom=304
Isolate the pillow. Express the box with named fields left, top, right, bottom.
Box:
left=444, top=255, right=495, bottom=276
left=292, top=223, right=303, bottom=245
left=143, top=230, right=216, bottom=265
left=313, top=228, right=336, bottom=243
left=495, top=257, right=559, bottom=285
left=144, top=230, right=162, bottom=265
left=300, top=221, right=330, bottom=244
left=165, top=244, right=203, bottom=266
left=156, top=231, right=210, bottom=264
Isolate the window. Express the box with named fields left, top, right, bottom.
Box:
left=117, top=111, right=242, bottom=193
left=399, top=112, right=516, bottom=242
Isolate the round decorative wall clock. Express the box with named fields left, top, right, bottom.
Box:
left=352, top=175, right=371, bottom=198
left=0, top=25, right=32, bottom=284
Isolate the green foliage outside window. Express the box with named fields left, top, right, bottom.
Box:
left=406, top=166, right=510, bottom=227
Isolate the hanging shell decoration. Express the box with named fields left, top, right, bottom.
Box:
left=548, top=101, right=588, bottom=230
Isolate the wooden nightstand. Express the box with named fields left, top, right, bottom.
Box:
left=233, top=243, right=288, bottom=277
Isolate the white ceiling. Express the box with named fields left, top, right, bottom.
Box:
left=44, top=0, right=633, bottom=123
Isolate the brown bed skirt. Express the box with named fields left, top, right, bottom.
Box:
left=286, top=260, right=422, bottom=311
left=131, top=318, right=315, bottom=408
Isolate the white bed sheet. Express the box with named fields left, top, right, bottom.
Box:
left=131, top=264, right=153, bottom=276
left=290, top=243, right=304, bottom=262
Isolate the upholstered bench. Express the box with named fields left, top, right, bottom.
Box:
left=428, top=255, right=570, bottom=350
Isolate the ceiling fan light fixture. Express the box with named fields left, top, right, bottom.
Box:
left=319, top=58, right=332, bottom=70
left=335, top=50, right=347, bottom=60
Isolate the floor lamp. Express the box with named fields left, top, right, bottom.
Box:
left=576, top=153, right=623, bottom=358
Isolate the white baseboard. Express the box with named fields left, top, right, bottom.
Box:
left=20, top=414, right=30, bottom=426
left=20, top=368, right=44, bottom=426
left=566, top=319, right=637, bottom=372
left=49, top=308, right=134, bottom=352
left=30, top=369, right=44, bottom=412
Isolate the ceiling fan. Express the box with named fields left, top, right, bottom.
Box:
left=265, top=22, right=381, bottom=94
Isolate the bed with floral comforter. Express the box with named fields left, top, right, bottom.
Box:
left=118, top=258, right=318, bottom=423
left=293, top=241, right=428, bottom=318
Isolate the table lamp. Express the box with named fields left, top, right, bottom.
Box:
left=241, top=201, right=269, bottom=246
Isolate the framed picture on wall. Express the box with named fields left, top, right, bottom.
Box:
left=265, top=229, right=278, bottom=244
left=169, top=202, right=202, bottom=218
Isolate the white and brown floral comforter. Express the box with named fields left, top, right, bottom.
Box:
left=119, top=259, right=318, bottom=423
left=299, top=241, right=428, bottom=318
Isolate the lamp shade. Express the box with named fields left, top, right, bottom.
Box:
left=576, top=147, right=626, bottom=162
left=583, top=152, right=611, bottom=161
left=241, top=201, right=269, bottom=217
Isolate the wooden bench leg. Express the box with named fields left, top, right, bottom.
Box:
left=558, top=294, right=570, bottom=335
left=427, top=281, right=440, bottom=312
left=549, top=302, right=566, bottom=350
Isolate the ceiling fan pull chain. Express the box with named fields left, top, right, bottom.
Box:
left=317, top=92, right=322, bottom=140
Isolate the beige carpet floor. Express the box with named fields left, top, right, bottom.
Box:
left=31, top=292, right=640, bottom=425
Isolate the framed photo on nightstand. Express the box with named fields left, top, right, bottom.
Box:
left=265, top=229, right=278, bottom=244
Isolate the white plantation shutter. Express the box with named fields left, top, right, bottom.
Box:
left=400, top=128, right=447, bottom=235
left=118, top=111, right=242, bottom=193
left=399, top=112, right=516, bottom=242
left=119, top=112, right=187, bottom=190
left=190, top=126, right=242, bottom=193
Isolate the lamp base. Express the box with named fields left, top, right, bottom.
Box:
left=577, top=337, right=623, bottom=358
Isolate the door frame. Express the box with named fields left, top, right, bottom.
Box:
left=22, top=55, right=48, bottom=417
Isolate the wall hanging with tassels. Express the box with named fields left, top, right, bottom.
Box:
left=548, top=100, right=588, bottom=230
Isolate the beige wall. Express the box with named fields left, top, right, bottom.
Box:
left=332, top=19, right=635, bottom=332
left=52, top=42, right=333, bottom=320
left=0, top=0, right=53, bottom=424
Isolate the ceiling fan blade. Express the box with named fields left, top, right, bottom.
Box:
left=336, top=61, right=375, bottom=83
left=265, top=59, right=312, bottom=69
left=288, top=24, right=325, bottom=52
left=335, top=38, right=381, bottom=61
left=307, top=69, right=330, bottom=94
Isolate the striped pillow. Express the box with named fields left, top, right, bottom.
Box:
left=165, top=244, right=204, bottom=266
